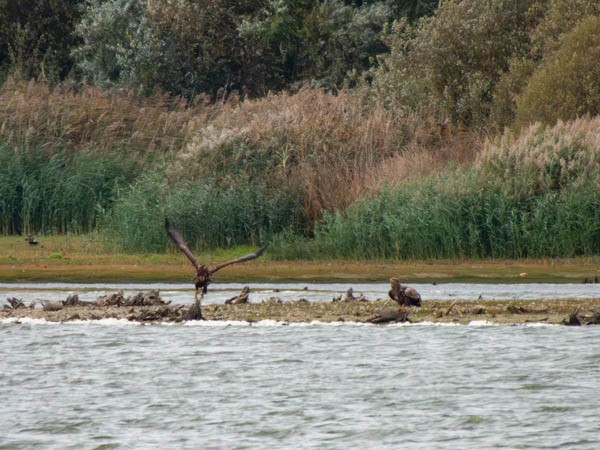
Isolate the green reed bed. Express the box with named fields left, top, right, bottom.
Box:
left=0, top=142, right=138, bottom=235
left=101, top=174, right=302, bottom=253
left=307, top=120, right=600, bottom=260
left=310, top=177, right=600, bottom=260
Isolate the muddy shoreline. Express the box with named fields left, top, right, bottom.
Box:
left=3, top=291, right=600, bottom=326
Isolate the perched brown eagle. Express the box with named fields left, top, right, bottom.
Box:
left=388, top=278, right=421, bottom=307
left=165, top=218, right=267, bottom=302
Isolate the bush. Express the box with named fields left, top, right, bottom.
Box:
left=0, top=0, right=82, bottom=81
left=371, top=0, right=541, bottom=126
left=515, top=15, right=600, bottom=127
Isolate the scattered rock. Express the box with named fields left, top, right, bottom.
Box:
left=63, top=294, right=81, bottom=307
left=42, top=301, right=63, bottom=312
left=444, top=300, right=458, bottom=316
left=124, top=290, right=165, bottom=306
left=184, top=303, right=204, bottom=321
left=3, top=289, right=600, bottom=326
left=506, top=304, right=528, bottom=314
left=338, top=287, right=367, bottom=302
left=135, top=307, right=172, bottom=322
left=63, top=294, right=94, bottom=307
left=470, top=304, right=487, bottom=315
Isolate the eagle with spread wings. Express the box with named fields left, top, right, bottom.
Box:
left=165, top=218, right=267, bottom=303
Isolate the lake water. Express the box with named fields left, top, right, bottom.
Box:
left=1, top=283, right=600, bottom=449
left=2, top=281, right=600, bottom=306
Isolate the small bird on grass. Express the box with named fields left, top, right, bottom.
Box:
left=25, top=234, right=39, bottom=245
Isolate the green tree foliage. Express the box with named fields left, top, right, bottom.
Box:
left=300, top=0, right=391, bottom=89
left=0, top=0, right=82, bottom=81
left=515, top=15, right=600, bottom=127
left=490, top=0, right=600, bottom=130
left=145, top=0, right=271, bottom=98
left=372, top=0, right=542, bottom=126
left=73, top=0, right=161, bottom=94
left=529, top=0, right=600, bottom=58
left=238, top=0, right=313, bottom=93
left=387, top=0, right=438, bottom=22
left=0, top=0, right=438, bottom=97
left=74, top=0, right=400, bottom=98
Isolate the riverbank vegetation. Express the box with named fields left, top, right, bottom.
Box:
left=2, top=0, right=600, bottom=262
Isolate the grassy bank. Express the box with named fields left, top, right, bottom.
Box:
left=1, top=235, right=599, bottom=283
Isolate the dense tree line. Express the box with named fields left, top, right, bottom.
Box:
left=3, top=0, right=600, bottom=127
left=0, top=0, right=438, bottom=98
left=3, top=0, right=600, bottom=129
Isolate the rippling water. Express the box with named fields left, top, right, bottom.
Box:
left=1, top=319, right=600, bottom=449
left=2, top=283, right=600, bottom=449
left=2, top=281, right=600, bottom=306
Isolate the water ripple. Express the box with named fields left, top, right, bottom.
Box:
left=2, top=314, right=600, bottom=448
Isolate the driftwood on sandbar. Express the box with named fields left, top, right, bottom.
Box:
left=225, top=286, right=250, bottom=305
left=4, top=297, right=27, bottom=310
left=332, top=287, right=367, bottom=303
left=366, top=307, right=411, bottom=324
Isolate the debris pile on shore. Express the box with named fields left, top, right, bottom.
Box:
left=2, top=287, right=600, bottom=326
left=561, top=308, right=600, bottom=326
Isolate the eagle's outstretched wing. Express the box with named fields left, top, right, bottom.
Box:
left=165, top=218, right=201, bottom=271
left=210, top=245, right=268, bottom=274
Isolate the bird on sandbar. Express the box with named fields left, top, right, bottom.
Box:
left=165, top=218, right=267, bottom=310
left=388, top=278, right=421, bottom=307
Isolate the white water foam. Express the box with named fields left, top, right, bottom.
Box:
left=2, top=316, right=556, bottom=328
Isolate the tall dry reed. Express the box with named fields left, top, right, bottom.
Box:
left=175, top=88, right=467, bottom=225
left=0, top=77, right=213, bottom=158
left=305, top=117, right=600, bottom=260
left=478, top=116, right=600, bottom=196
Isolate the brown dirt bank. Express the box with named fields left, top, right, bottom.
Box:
left=2, top=259, right=600, bottom=283
left=2, top=236, right=600, bottom=282
left=3, top=296, right=600, bottom=326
